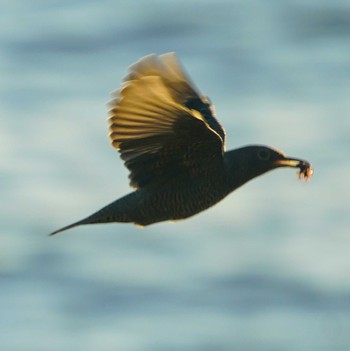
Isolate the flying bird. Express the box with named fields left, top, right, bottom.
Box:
left=50, top=53, right=313, bottom=236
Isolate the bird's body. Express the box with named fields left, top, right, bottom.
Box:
left=77, top=167, right=229, bottom=227
left=50, top=53, right=313, bottom=236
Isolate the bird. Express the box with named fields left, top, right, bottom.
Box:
left=49, top=52, right=313, bottom=236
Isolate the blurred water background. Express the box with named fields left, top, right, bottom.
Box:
left=1, top=1, right=350, bottom=350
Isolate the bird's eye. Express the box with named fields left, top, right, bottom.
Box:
left=257, top=149, right=270, bottom=161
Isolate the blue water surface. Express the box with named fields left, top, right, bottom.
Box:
left=1, top=1, right=350, bottom=350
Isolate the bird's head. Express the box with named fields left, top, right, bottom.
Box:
left=225, top=145, right=313, bottom=188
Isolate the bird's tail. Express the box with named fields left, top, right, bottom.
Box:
left=49, top=194, right=135, bottom=236
left=49, top=219, right=88, bottom=236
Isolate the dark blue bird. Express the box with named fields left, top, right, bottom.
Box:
left=50, top=53, right=313, bottom=235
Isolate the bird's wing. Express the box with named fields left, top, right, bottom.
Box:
left=108, top=53, right=226, bottom=189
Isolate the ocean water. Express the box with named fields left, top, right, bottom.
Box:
left=1, top=1, right=350, bottom=350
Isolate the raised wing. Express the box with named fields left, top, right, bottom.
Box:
left=108, top=53, right=226, bottom=189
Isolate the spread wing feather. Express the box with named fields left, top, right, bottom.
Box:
left=108, top=53, right=226, bottom=188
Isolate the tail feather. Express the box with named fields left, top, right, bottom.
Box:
left=49, top=194, right=136, bottom=236
left=49, top=220, right=86, bottom=236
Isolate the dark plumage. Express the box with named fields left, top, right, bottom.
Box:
left=50, top=53, right=313, bottom=236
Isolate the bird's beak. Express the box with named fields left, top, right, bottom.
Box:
left=274, top=156, right=314, bottom=180
left=274, top=157, right=305, bottom=168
